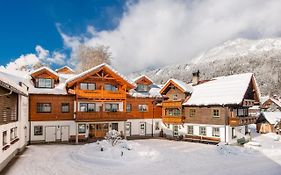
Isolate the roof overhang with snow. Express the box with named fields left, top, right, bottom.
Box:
left=160, top=79, right=192, bottom=95
left=66, top=63, right=136, bottom=89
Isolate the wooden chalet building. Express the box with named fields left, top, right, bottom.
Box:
left=183, top=73, right=260, bottom=143
left=260, top=96, right=281, bottom=112
left=0, top=72, right=29, bottom=172
left=25, top=64, right=163, bottom=143
left=256, top=112, right=281, bottom=134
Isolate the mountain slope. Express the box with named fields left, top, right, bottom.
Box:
left=129, top=38, right=281, bottom=96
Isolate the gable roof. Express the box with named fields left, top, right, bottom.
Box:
left=183, top=73, right=258, bottom=106
left=55, top=66, right=75, bottom=74
left=160, top=78, right=193, bottom=94
left=261, top=112, right=281, bottom=125
left=66, top=63, right=135, bottom=89
left=30, top=66, right=59, bottom=79
left=133, top=75, right=153, bottom=84
left=261, top=97, right=281, bottom=109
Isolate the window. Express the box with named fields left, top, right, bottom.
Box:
left=3, top=131, right=7, bottom=146
left=167, top=124, right=170, bottom=129
left=173, top=94, right=178, bottom=100
left=80, top=83, right=96, bottom=90
left=10, top=127, right=17, bottom=141
left=37, top=103, right=51, bottom=113
left=104, top=84, right=118, bottom=91
left=79, top=103, right=96, bottom=112
left=78, top=124, right=86, bottom=134
left=189, top=109, right=196, bottom=117
left=236, top=108, right=248, bottom=117
left=126, top=104, right=132, bottom=112
left=61, top=103, right=70, bottom=113
left=173, top=125, right=179, bottom=136
left=213, top=109, right=220, bottom=118
left=36, top=78, right=53, bottom=88
left=155, top=122, right=160, bottom=130
left=199, top=127, right=206, bottom=136
left=105, top=103, right=119, bottom=112
left=34, top=126, right=43, bottom=136
left=187, top=126, right=193, bottom=135
left=212, top=127, right=220, bottom=137
left=112, top=123, right=118, bottom=131
left=137, top=84, right=149, bottom=92
left=138, top=104, right=148, bottom=112
left=167, top=108, right=181, bottom=116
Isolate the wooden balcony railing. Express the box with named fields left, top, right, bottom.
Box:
left=162, top=116, right=185, bottom=124
left=75, top=89, right=126, bottom=99
left=229, top=115, right=257, bottom=127
left=242, top=99, right=255, bottom=107
left=162, top=100, right=183, bottom=108
left=76, top=111, right=127, bottom=122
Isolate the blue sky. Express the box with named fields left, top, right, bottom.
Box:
left=0, top=0, right=125, bottom=66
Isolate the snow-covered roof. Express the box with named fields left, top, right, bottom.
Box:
left=183, top=73, right=255, bottom=106
left=30, top=66, right=59, bottom=77
left=261, top=96, right=281, bottom=108
left=160, top=78, right=193, bottom=94
left=0, top=71, right=28, bottom=96
left=55, top=66, right=75, bottom=73
left=66, top=63, right=135, bottom=87
left=129, top=84, right=162, bottom=98
left=262, top=112, right=281, bottom=124
left=133, top=75, right=153, bottom=84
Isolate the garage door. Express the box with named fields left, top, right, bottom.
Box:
left=45, top=126, right=56, bottom=142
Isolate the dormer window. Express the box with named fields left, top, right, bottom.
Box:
left=36, top=78, right=53, bottom=88
left=104, top=84, right=117, bottom=91
left=80, top=83, right=96, bottom=90
left=137, top=84, right=149, bottom=92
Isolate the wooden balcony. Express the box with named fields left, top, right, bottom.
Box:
left=229, top=115, right=257, bottom=127
left=75, top=89, right=126, bottom=100
left=242, top=99, right=255, bottom=107
left=162, top=116, right=185, bottom=124
left=76, top=111, right=127, bottom=122
left=162, top=100, right=183, bottom=108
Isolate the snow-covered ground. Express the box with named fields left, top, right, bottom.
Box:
left=4, top=132, right=281, bottom=175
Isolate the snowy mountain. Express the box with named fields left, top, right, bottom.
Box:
left=129, top=38, right=281, bottom=96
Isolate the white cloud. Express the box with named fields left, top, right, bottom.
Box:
left=2, top=45, right=66, bottom=71
left=58, top=0, right=281, bottom=74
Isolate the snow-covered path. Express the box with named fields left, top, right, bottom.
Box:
left=4, top=136, right=281, bottom=175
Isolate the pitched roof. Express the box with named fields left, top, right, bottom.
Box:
left=129, top=84, right=162, bottom=98
left=66, top=63, right=135, bottom=89
left=0, top=72, right=28, bottom=96
left=160, top=78, right=193, bottom=94
left=55, top=66, right=75, bottom=74
left=133, top=75, right=153, bottom=84
left=183, top=73, right=257, bottom=106
left=261, top=112, right=281, bottom=124
left=261, top=97, right=281, bottom=108
left=30, top=66, right=59, bottom=78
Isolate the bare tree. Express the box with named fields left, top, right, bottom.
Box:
left=76, top=45, right=112, bottom=72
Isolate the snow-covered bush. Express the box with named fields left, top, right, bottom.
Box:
left=104, top=130, right=122, bottom=146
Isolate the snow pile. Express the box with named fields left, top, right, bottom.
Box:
left=216, top=143, right=253, bottom=156
left=71, top=140, right=158, bottom=167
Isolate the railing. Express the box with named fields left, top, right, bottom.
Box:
left=229, top=115, right=257, bottom=127
left=76, top=111, right=127, bottom=122
left=162, top=116, right=185, bottom=124
left=242, top=99, right=255, bottom=107
left=162, top=100, right=183, bottom=108
left=75, top=89, right=126, bottom=99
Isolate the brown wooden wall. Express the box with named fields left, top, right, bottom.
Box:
left=29, top=94, right=75, bottom=121
left=0, top=87, right=18, bottom=124
left=126, top=97, right=162, bottom=119
left=184, top=106, right=230, bottom=125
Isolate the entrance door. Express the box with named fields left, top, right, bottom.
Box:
left=61, top=126, right=69, bottom=141
left=45, top=126, right=56, bottom=142
left=89, top=123, right=109, bottom=138
left=126, top=122, right=131, bottom=136
left=140, top=122, right=146, bottom=136
left=173, top=125, right=179, bottom=137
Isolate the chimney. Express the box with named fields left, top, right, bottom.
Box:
left=192, top=70, right=200, bottom=85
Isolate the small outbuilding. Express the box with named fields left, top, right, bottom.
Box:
left=256, top=112, right=281, bottom=134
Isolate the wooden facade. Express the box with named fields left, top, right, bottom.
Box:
left=0, top=87, right=18, bottom=124
left=29, top=94, right=74, bottom=121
